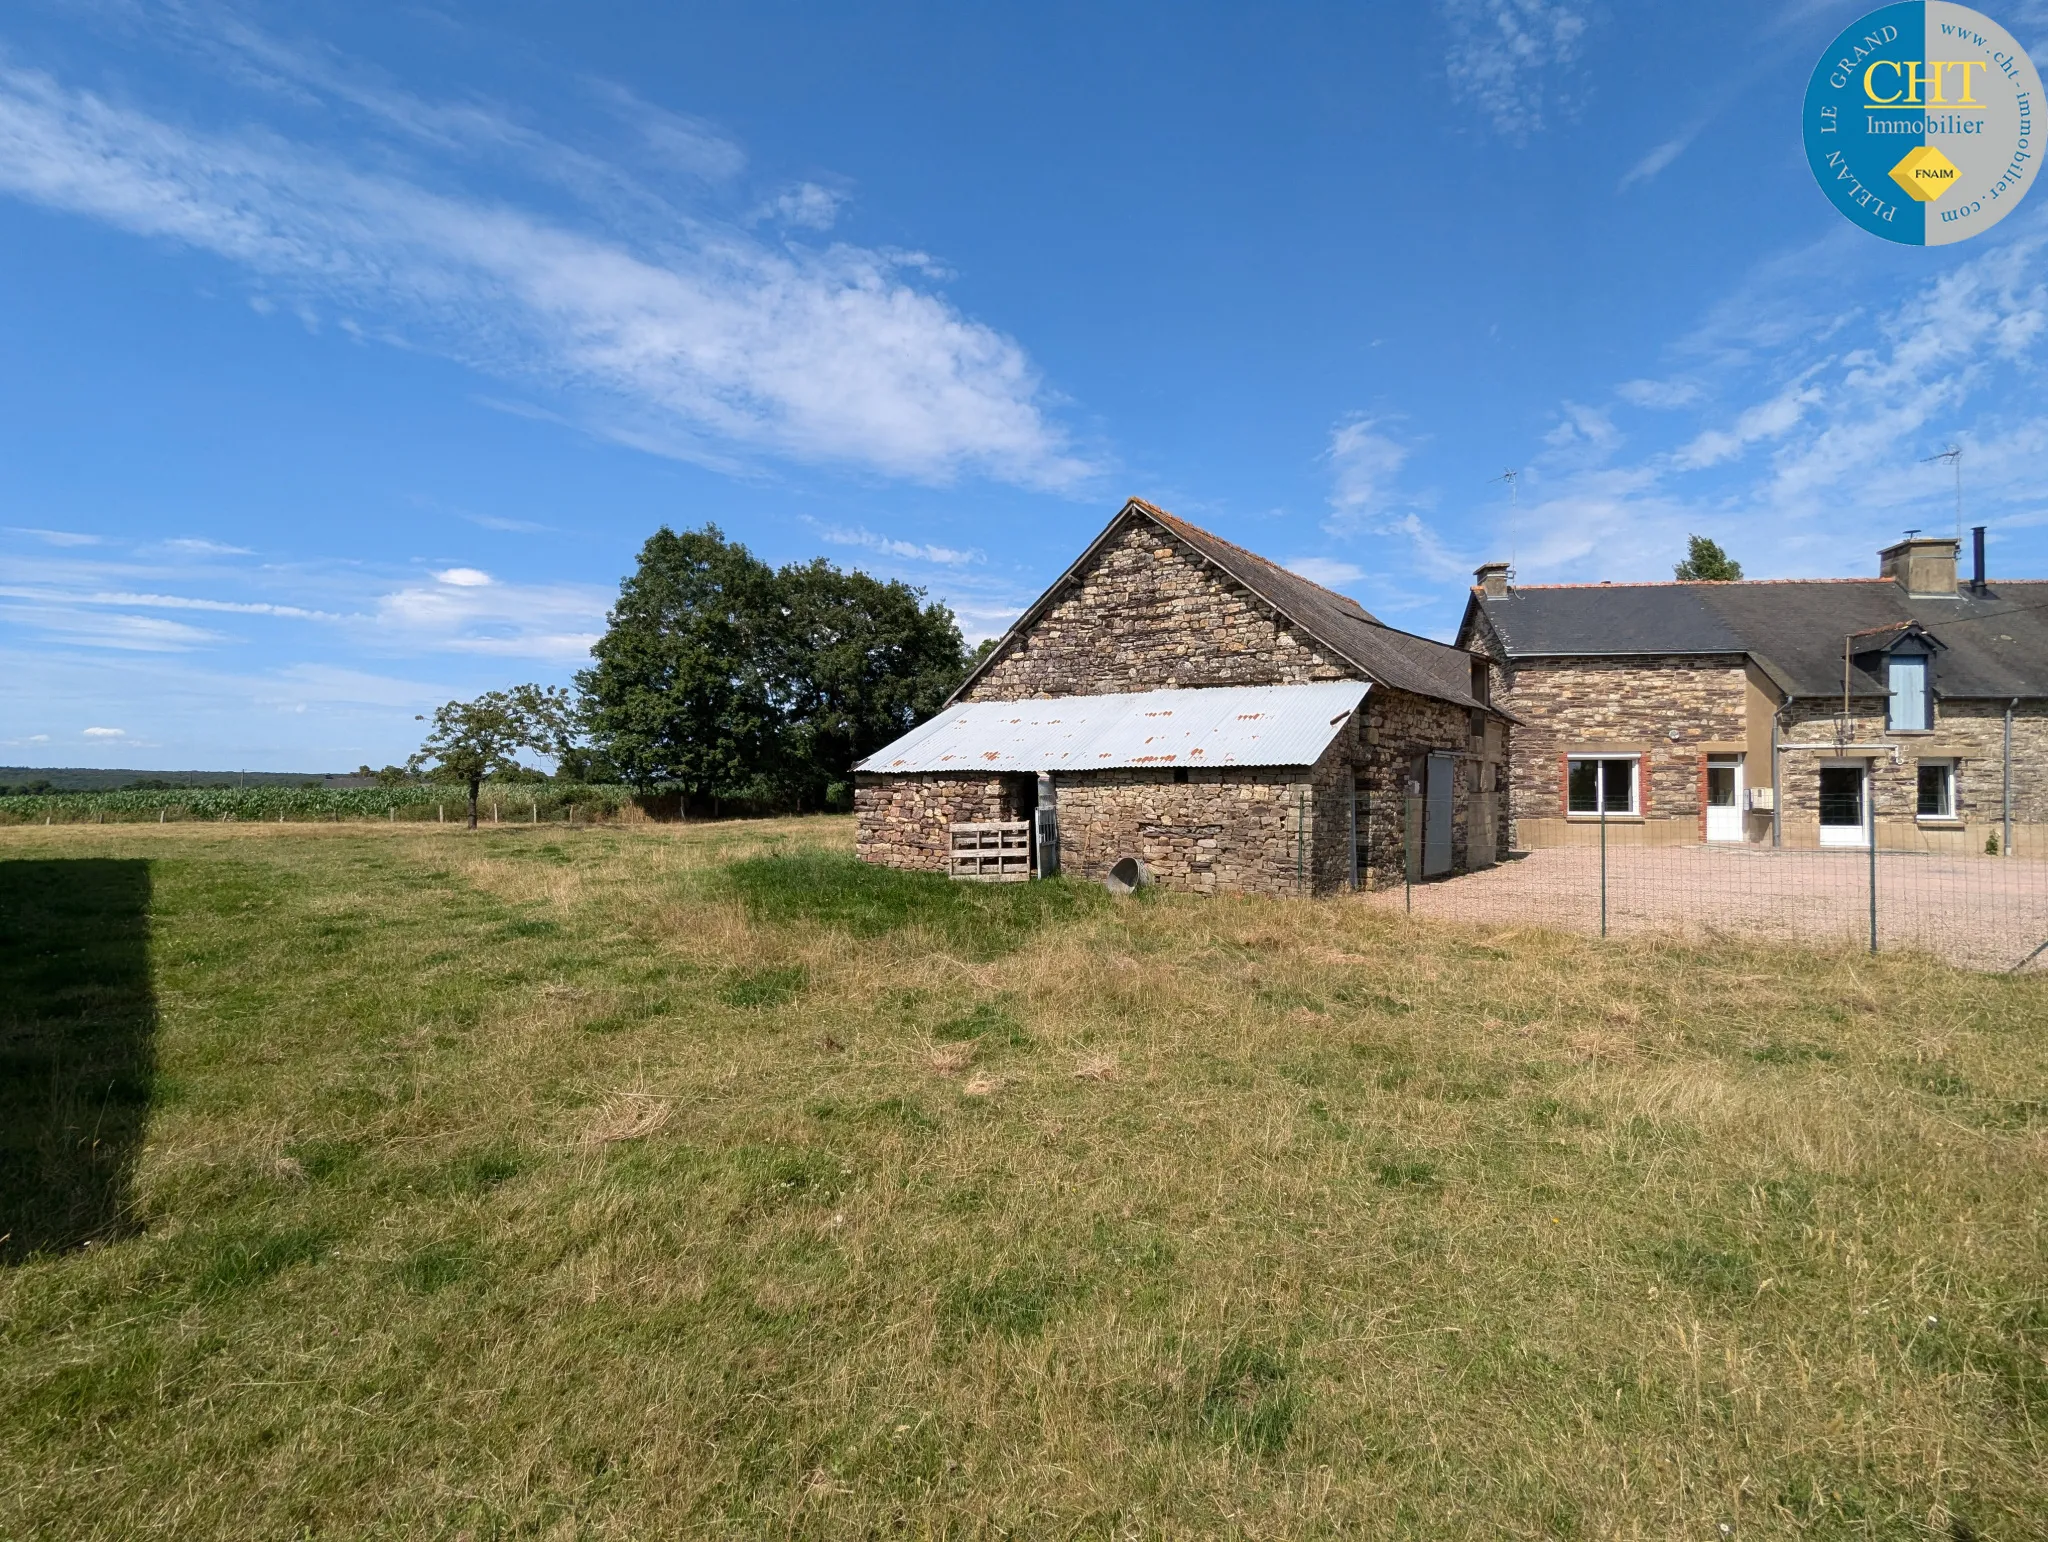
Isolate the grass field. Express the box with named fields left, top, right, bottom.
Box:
left=2, top=820, right=2045, bottom=1539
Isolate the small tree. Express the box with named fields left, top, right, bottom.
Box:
left=410, top=685, right=576, bottom=829
left=1674, top=535, right=1743, bottom=581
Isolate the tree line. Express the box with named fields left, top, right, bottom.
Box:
left=412, top=525, right=976, bottom=825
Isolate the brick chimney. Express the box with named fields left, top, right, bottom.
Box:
left=1878, top=536, right=1959, bottom=597
left=1474, top=561, right=1512, bottom=599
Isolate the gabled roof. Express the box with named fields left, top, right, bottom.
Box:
left=856, top=681, right=1370, bottom=775
left=1462, top=577, right=2048, bottom=700
left=950, top=498, right=1492, bottom=713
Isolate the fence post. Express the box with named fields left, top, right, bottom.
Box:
left=1868, top=777, right=1879, bottom=954
left=1599, top=804, right=1608, bottom=939
left=1403, top=792, right=1422, bottom=914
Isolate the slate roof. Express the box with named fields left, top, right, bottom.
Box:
left=950, top=499, right=1493, bottom=713
left=1465, top=578, right=2048, bottom=701
left=855, top=681, right=1371, bottom=774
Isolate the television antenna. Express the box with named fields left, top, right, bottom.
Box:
left=1491, top=469, right=1520, bottom=570
left=1920, top=445, right=1962, bottom=542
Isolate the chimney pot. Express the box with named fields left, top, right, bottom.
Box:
left=1878, top=536, right=1959, bottom=597
left=1971, top=525, right=1986, bottom=592
left=1474, top=561, right=1512, bottom=599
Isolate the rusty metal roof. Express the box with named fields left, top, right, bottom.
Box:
left=855, top=681, right=1370, bottom=776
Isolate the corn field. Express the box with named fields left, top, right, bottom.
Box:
left=0, top=784, right=636, bottom=825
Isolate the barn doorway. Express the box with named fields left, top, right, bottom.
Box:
left=1424, top=753, right=1455, bottom=877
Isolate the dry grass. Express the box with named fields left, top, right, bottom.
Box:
left=2, top=817, right=2045, bottom=1539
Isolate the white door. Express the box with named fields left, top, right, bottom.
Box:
left=1705, top=757, right=1743, bottom=843
left=1818, top=763, right=1868, bottom=848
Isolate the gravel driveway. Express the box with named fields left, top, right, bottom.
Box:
left=1362, top=845, right=2048, bottom=972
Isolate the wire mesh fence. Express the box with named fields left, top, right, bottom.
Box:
left=1371, top=790, right=2048, bottom=973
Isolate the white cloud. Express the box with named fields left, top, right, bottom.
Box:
left=1671, top=377, right=1824, bottom=471
left=1489, top=211, right=2048, bottom=590
left=1543, top=401, right=1619, bottom=455
left=82, top=725, right=125, bottom=737
left=1616, top=377, right=1703, bottom=410
left=1618, top=132, right=1697, bottom=191
left=432, top=567, right=494, bottom=588
left=1438, top=0, right=1593, bottom=143
left=373, top=575, right=607, bottom=662
left=1284, top=557, right=1365, bottom=588
left=817, top=525, right=979, bottom=565
left=0, top=58, right=1091, bottom=490
left=1325, top=415, right=1412, bottom=524
left=7, top=527, right=100, bottom=546
left=755, top=182, right=846, bottom=231
left=158, top=537, right=254, bottom=555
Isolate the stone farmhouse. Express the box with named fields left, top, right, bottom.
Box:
left=854, top=499, right=1509, bottom=895
left=1457, top=533, right=2048, bottom=857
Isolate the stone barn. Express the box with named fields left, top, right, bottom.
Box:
left=854, top=498, right=1510, bottom=896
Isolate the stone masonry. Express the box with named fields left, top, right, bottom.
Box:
left=857, top=507, right=1507, bottom=896
left=1774, top=699, right=2048, bottom=855
left=853, top=774, right=1026, bottom=872
left=1476, top=646, right=1751, bottom=846
left=967, top=520, right=1352, bottom=699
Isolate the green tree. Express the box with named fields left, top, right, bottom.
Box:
left=1674, top=535, right=1743, bottom=581
left=578, top=526, right=971, bottom=814
left=769, top=559, right=968, bottom=810
left=576, top=526, right=782, bottom=808
left=409, top=685, right=576, bottom=829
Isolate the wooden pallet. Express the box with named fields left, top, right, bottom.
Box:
left=950, top=821, right=1032, bottom=882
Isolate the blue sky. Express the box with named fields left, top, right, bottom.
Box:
left=3, top=0, right=2047, bottom=770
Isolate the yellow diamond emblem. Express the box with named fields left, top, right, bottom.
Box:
left=1889, top=144, right=1960, bottom=202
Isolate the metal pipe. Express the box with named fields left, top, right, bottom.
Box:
left=1599, top=804, right=1608, bottom=939
left=1770, top=702, right=1785, bottom=848
left=1868, top=773, right=1879, bottom=954
left=2005, top=698, right=2016, bottom=858
left=1296, top=783, right=1306, bottom=896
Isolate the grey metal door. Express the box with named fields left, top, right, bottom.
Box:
left=1424, top=753, right=1454, bottom=876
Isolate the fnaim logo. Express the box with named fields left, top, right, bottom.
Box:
left=1804, top=2, right=2041, bottom=244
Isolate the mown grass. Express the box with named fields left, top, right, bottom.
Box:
left=2, top=818, right=2045, bottom=1539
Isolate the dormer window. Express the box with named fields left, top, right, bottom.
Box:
left=1887, top=651, right=1930, bottom=732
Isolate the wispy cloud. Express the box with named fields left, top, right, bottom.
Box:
left=753, top=181, right=846, bottom=232
left=1324, top=415, right=1412, bottom=526
left=1491, top=211, right=2048, bottom=585
left=1283, top=557, right=1364, bottom=588
left=1437, top=0, right=1593, bottom=143
left=0, top=52, right=1093, bottom=490
left=817, top=524, right=980, bottom=566
left=157, top=536, right=254, bottom=555
left=7, top=527, right=100, bottom=546
left=372, top=572, right=607, bottom=662
left=1616, top=377, right=1703, bottom=410
left=81, top=725, right=125, bottom=738
left=1618, top=128, right=1703, bottom=191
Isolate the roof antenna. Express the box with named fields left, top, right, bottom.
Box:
left=1490, top=469, right=1520, bottom=572
left=1920, top=445, right=1962, bottom=543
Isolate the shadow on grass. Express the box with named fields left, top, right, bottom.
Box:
left=0, top=859, right=156, bottom=1264
left=722, top=851, right=1104, bottom=960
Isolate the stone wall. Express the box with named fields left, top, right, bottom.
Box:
left=1052, top=766, right=1314, bottom=896
left=1773, top=699, right=2048, bottom=854
left=853, top=774, right=1026, bottom=871
left=1489, top=654, right=1750, bottom=846
left=1350, top=686, right=1500, bottom=885
left=967, top=516, right=1351, bottom=699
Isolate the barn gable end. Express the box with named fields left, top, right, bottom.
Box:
left=966, top=513, right=1350, bottom=700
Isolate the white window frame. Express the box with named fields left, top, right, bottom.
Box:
left=1566, top=754, right=1639, bottom=817
left=1887, top=652, right=1930, bottom=732
left=1916, top=759, right=1957, bottom=821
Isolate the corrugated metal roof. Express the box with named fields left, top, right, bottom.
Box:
left=856, top=681, right=1371, bottom=775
